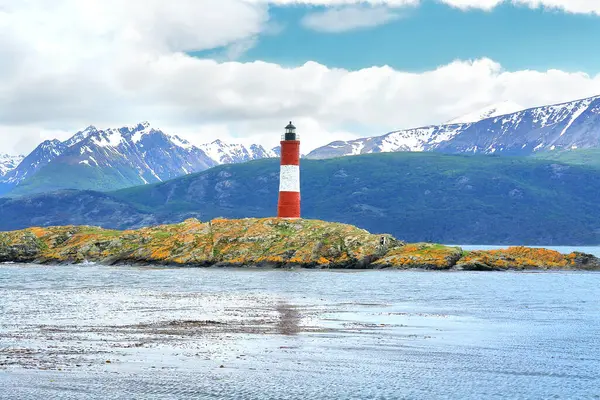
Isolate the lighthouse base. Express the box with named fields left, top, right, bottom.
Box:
left=277, top=191, right=301, bottom=219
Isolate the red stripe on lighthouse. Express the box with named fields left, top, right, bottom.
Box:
left=280, top=141, right=300, bottom=165
left=278, top=139, right=301, bottom=219
left=278, top=191, right=300, bottom=218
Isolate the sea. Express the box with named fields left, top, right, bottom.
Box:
left=0, top=257, right=599, bottom=399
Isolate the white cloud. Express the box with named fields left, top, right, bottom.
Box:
left=439, top=0, right=600, bottom=14
left=251, top=0, right=419, bottom=5
left=438, top=0, right=503, bottom=10
left=302, top=6, right=403, bottom=32
left=256, top=0, right=600, bottom=14
left=1, top=0, right=600, bottom=156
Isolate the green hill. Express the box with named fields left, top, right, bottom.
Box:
left=114, top=152, right=600, bottom=245
left=535, top=148, right=600, bottom=168
left=9, top=162, right=147, bottom=196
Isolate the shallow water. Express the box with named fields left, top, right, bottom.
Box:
left=1, top=264, right=599, bottom=399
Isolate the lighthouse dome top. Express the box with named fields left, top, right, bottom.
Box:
left=283, top=121, right=299, bottom=141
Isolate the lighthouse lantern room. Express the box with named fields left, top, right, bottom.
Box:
left=284, top=121, right=297, bottom=140
left=277, top=121, right=301, bottom=219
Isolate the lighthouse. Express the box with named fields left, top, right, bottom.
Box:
left=277, top=121, right=301, bottom=219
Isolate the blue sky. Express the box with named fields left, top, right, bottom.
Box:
left=200, top=2, right=600, bottom=74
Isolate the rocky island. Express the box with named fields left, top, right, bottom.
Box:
left=1, top=218, right=599, bottom=271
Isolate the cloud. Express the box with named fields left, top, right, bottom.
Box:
left=252, top=0, right=419, bottom=5
left=438, top=0, right=503, bottom=10
left=438, top=0, right=600, bottom=14
left=257, top=0, right=600, bottom=15
left=254, top=0, right=600, bottom=14
left=1, top=0, right=600, bottom=155
left=301, top=6, right=403, bottom=32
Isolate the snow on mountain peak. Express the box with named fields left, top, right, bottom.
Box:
left=92, top=129, right=126, bottom=148
left=1, top=122, right=278, bottom=192
left=0, top=154, right=24, bottom=177
left=198, top=139, right=276, bottom=164
left=170, top=135, right=194, bottom=150
left=79, top=122, right=160, bottom=147
left=40, top=139, right=65, bottom=154
left=307, top=94, right=600, bottom=159
left=61, top=122, right=272, bottom=166
left=130, top=126, right=155, bottom=143
left=199, top=140, right=239, bottom=164
left=63, top=125, right=98, bottom=147
left=447, top=101, right=525, bottom=124
left=121, top=121, right=150, bottom=132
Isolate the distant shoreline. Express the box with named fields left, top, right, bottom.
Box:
left=3, top=261, right=600, bottom=273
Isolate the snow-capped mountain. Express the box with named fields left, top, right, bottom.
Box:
left=305, top=123, right=471, bottom=159
left=1, top=122, right=278, bottom=196
left=0, top=154, right=24, bottom=177
left=2, top=139, right=68, bottom=184
left=63, top=125, right=99, bottom=147
left=307, top=95, right=600, bottom=159
left=446, top=101, right=525, bottom=124
left=2, top=125, right=97, bottom=186
left=63, top=122, right=218, bottom=186
left=199, top=139, right=277, bottom=164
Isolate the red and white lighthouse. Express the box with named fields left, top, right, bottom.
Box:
left=277, top=121, right=301, bottom=219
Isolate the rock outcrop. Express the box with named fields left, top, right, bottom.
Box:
left=373, top=243, right=463, bottom=270
left=0, top=218, right=599, bottom=270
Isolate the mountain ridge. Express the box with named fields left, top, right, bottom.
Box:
left=446, top=100, right=525, bottom=124
left=307, top=94, right=600, bottom=159
left=0, top=122, right=278, bottom=196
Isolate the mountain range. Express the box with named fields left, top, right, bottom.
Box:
left=0, top=122, right=277, bottom=196
left=3, top=94, right=600, bottom=196
left=307, top=95, right=600, bottom=159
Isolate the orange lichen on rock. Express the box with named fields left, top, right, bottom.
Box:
left=1, top=219, right=599, bottom=270
left=28, top=227, right=49, bottom=238
left=0, top=218, right=399, bottom=267
left=373, top=243, right=462, bottom=270
left=317, top=257, right=330, bottom=265
left=458, top=246, right=570, bottom=270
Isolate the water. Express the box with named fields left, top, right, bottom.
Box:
left=1, top=264, right=599, bottom=399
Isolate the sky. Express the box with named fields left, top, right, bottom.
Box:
left=1, top=0, right=600, bottom=155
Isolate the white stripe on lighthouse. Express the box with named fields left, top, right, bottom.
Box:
left=279, top=164, right=300, bottom=192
